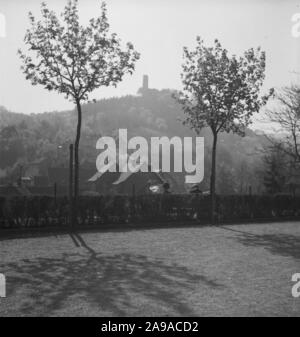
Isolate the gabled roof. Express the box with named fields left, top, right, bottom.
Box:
left=89, top=168, right=184, bottom=195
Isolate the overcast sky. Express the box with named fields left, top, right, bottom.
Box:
left=0, top=0, right=299, bottom=128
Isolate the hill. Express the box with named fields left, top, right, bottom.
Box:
left=0, top=88, right=268, bottom=193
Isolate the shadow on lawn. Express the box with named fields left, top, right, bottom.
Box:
left=220, top=226, right=300, bottom=260
left=1, top=233, right=224, bottom=316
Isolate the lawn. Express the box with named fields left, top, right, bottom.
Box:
left=0, top=221, right=299, bottom=316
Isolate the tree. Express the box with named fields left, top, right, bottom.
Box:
left=18, top=0, right=139, bottom=222
left=263, top=147, right=287, bottom=194
left=236, top=160, right=249, bottom=194
left=0, top=126, right=24, bottom=169
left=175, top=37, right=270, bottom=224
left=217, top=163, right=236, bottom=195
left=264, top=85, right=300, bottom=164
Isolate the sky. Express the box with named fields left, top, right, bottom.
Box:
left=0, top=0, right=300, bottom=129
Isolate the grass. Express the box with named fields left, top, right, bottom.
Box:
left=0, top=221, right=299, bottom=316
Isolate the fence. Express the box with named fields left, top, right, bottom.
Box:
left=0, top=195, right=299, bottom=230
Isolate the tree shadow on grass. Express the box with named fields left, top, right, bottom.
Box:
left=1, top=233, right=224, bottom=316
left=220, top=226, right=300, bottom=260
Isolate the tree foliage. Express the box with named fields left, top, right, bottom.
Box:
left=265, top=85, right=300, bottom=163
left=176, top=37, right=270, bottom=136
left=263, top=147, right=287, bottom=194
left=18, top=1, right=140, bottom=102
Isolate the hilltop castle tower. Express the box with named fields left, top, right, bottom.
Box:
left=142, top=75, right=149, bottom=90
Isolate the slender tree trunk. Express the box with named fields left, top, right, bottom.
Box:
left=74, top=99, right=82, bottom=226
left=210, top=131, right=218, bottom=225
left=69, top=143, right=74, bottom=227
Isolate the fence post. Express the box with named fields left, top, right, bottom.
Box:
left=131, top=183, right=136, bottom=223
left=54, top=182, right=57, bottom=207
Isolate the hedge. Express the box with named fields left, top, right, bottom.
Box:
left=0, top=194, right=299, bottom=230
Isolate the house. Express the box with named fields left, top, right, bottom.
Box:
left=23, top=159, right=49, bottom=186
left=88, top=168, right=184, bottom=195
left=47, top=166, right=96, bottom=195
